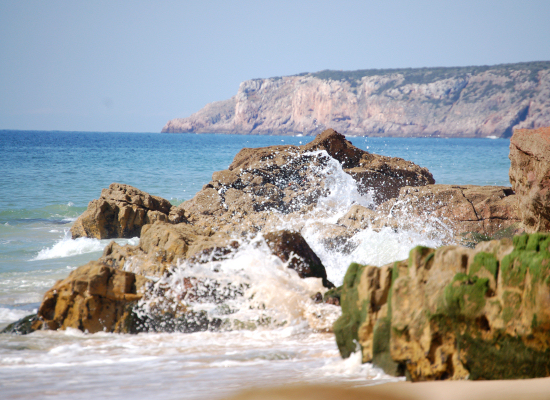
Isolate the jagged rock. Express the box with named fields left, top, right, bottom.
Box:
left=509, top=127, right=550, bottom=232
left=180, top=129, right=433, bottom=238
left=263, top=230, right=333, bottom=288
left=71, top=183, right=186, bottom=239
left=31, top=261, right=151, bottom=333
left=334, top=233, right=550, bottom=381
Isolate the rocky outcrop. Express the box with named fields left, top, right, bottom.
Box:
left=71, top=131, right=433, bottom=241
left=180, top=129, right=434, bottom=236
left=163, top=62, right=550, bottom=138
left=334, top=233, right=550, bottom=381
left=31, top=261, right=150, bottom=333
left=509, top=127, right=550, bottom=232
left=30, top=127, right=532, bottom=340
left=71, top=183, right=187, bottom=239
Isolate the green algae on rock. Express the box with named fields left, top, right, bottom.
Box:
left=334, top=233, right=550, bottom=381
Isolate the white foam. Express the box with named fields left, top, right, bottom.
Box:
left=318, top=350, right=400, bottom=382
left=304, top=150, right=373, bottom=222
left=0, top=307, right=32, bottom=323
left=32, top=230, right=139, bottom=261
left=136, top=236, right=341, bottom=332
left=307, top=225, right=446, bottom=286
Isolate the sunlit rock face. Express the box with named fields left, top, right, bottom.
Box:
left=509, top=126, right=550, bottom=232
left=162, top=62, right=550, bottom=138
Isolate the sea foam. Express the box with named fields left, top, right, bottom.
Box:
left=33, top=230, right=139, bottom=261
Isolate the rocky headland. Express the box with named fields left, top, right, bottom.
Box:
left=163, top=62, right=550, bottom=138
left=5, top=127, right=550, bottom=382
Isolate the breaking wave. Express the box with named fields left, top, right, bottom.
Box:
left=33, top=230, right=139, bottom=261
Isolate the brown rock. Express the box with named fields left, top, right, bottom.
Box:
left=181, top=129, right=433, bottom=240
left=32, top=261, right=150, bottom=333
left=101, top=221, right=235, bottom=277
left=71, top=183, right=186, bottom=239
left=509, top=127, right=550, bottom=232
left=378, top=184, right=521, bottom=244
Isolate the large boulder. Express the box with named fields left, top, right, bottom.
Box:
left=180, top=129, right=434, bottom=237
left=71, top=183, right=187, bottom=239
left=334, top=233, right=550, bottom=381
left=509, top=127, right=550, bottom=232
left=31, top=261, right=150, bottom=333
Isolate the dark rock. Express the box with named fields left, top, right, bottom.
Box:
left=1, top=314, right=38, bottom=335
left=263, top=230, right=333, bottom=288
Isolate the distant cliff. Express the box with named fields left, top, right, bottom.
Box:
left=162, top=61, right=550, bottom=138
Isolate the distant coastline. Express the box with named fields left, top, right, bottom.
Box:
left=162, top=61, right=550, bottom=138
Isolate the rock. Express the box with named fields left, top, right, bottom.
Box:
left=263, top=230, right=333, bottom=288
left=101, top=221, right=332, bottom=289
left=1, top=314, right=38, bottom=335
left=31, top=261, right=151, bottom=333
left=71, top=183, right=186, bottom=239
left=181, top=129, right=433, bottom=239
left=162, top=62, right=550, bottom=138
left=305, top=130, right=435, bottom=204
left=377, top=184, right=522, bottom=244
left=334, top=233, right=550, bottom=381
left=509, top=127, right=550, bottom=232
left=101, top=221, right=236, bottom=277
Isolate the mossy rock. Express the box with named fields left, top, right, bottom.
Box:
left=1, top=314, right=38, bottom=335
left=333, top=263, right=370, bottom=358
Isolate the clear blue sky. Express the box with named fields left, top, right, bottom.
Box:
left=1, top=0, right=549, bottom=132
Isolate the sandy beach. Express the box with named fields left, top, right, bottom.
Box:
left=226, top=378, right=550, bottom=400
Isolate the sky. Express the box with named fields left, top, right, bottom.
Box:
left=1, top=0, right=549, bottom=133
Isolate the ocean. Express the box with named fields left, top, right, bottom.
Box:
left=0, top=130, right=511, bottom=399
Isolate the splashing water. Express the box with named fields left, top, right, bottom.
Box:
left=133, top=235, right=341, bottom=334
left=33, top=230, right=139, bottom=261
left=132, top=150, right=449, bottom=332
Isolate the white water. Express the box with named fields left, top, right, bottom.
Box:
left=33, top=230, right=139, bottom=261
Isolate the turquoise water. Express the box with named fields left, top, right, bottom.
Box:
left=0, top=130, right=511, bottom=399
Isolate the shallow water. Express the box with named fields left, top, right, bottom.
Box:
left=0, top=131, right=511, bottom=399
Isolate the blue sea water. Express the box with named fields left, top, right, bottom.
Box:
left=0, top=130, right=512, bottom=399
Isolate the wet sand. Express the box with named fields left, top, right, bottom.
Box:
left=225, top=378, right=550, bottom=400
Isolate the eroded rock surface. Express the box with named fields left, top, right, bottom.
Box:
left=510, top=127, right=550, bottom=232
left=181, top=129, right=434, bottom=236
left=71, top=183, right=187, bottom=239
left=334, top=233, right=550, bottom=381
left=31, top=261, right=150, bottom=333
